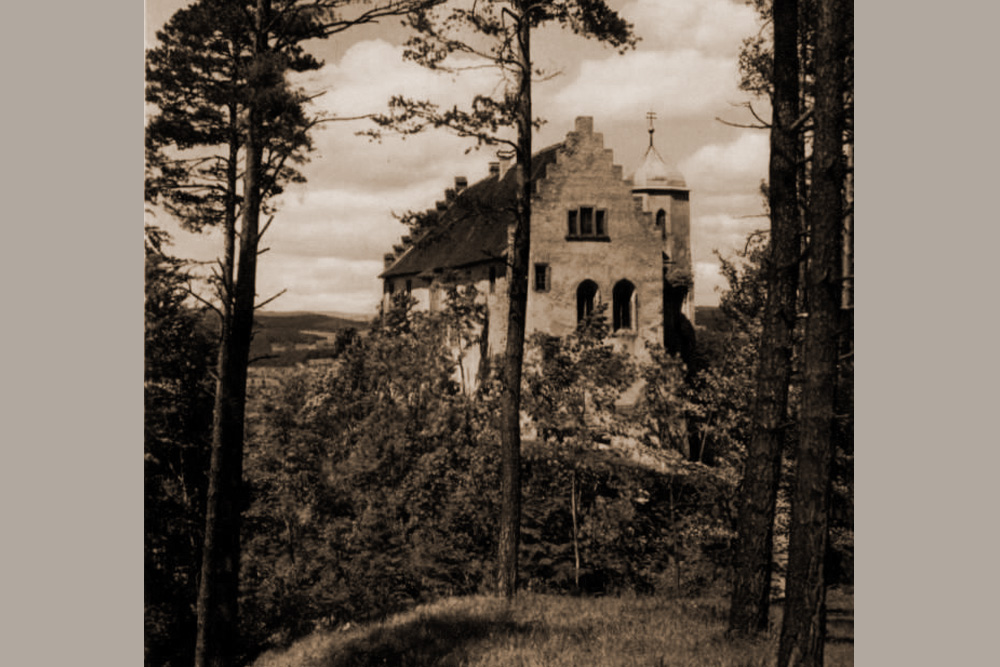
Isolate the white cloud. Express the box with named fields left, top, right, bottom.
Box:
left=305, top=126, right=499, bottom=194
left=622, top=0, right=760, bottom=57
left=550, top=49, right=741, bottom=120
left=694, top=260, right=728, bottom=306
left=266, top=180, right=463, bottom=261
left=697, top=192, right=766, bottom=216
left=254, top=255, right=386, bottom=315
left=292, top=39, right=506, bottom=120
left=692, top=212, right=762, bottom=263
left=148, top=4, right=769, bottom=314
left=681, top=131, right=769, bottom=194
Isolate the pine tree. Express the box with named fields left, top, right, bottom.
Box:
left=147, top=3, right=444, bottom=664
left=369, top=0, right=635, bottom=599
left=728, top=0, right=802, bottom=635
left=144, top=226, right=216, bottom=667
left=726, top=0, right=853, bottom=635
left=777, top=0, right=848, bottom=661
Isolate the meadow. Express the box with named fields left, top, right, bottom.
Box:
left=251, top=587, right=853, bottom=667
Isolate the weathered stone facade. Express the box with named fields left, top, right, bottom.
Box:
left=380, top=116, right=695, bottom=384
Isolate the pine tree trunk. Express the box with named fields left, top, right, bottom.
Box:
left=778, top=0, right=845, bottom=662
left=728, top=0, right=800, bottom=635
left=497, top=4, right=531, bottom=599
left=571, top=468, right=580, bottom=591
left=195, top=3, right=268, bottom=665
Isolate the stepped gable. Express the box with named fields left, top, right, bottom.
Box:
left=380, top=144, right=562, bottom=279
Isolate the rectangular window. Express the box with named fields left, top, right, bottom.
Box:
left=385, top=280, right=395, bottom=295
left=489, top=266, right=496, bottom=293
left=566, top=207, right=609, bottom=240
left=534, top=263, right=550, bottom=292
left=405, top=279, right=412, bottom=294
left=580, top=207, right=594, bottom=235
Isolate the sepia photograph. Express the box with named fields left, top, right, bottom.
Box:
left=144, top=1, right=854, bottom=665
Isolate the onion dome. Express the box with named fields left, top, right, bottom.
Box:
left=631, top=113, right=687, bottom=191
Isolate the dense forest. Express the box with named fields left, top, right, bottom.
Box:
left=146, top=228, right=853, bottom=665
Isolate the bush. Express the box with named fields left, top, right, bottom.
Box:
left=240, top=291, right=740, bottom=659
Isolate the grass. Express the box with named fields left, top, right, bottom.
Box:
left=250, top=588, right=853, bottom=667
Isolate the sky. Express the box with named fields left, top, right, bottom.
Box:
left=145, top=0, right=771, bottom=316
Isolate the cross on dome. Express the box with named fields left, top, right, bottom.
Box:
left=632, top=111, right=687, bottom=191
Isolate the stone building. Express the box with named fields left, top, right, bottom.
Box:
left=380, top=116, right=695, bottom=385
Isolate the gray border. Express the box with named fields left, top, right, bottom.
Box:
left=16, top=1, right=997, bottom=665
left=858, top=1, right=999, bottom=664
left=5, top=2, right=141, bottom=666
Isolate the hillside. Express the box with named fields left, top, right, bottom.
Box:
left=250, top=589, right=853, bottom=667
left=198, top=310, right=370, bottom=367
left=244, top=306, right=727, bottom=368
left=251, top=311, right=369, bottom=367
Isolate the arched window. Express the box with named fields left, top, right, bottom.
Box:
left=655, top=209, right=666, bottom=228
left=613, top=280, right=636, bottom=331
left=576, top=280, right=599, bottom=324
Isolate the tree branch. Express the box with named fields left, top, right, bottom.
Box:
left=248, top=353, right=279, bottom=365
left=185, top=283, right=223, bottom=318
left=255, top=288, right=287, bottom=310
left=258, top=215, right=276, bottom=241
left=715, top=117, right=769, bottom=130
left=789, top=107, right=814, bottom=134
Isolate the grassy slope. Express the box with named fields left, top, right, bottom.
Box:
left=251, top=589, right=853, bottom=667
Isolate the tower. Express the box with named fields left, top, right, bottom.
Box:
left=630, top=112, right=695, bottom=360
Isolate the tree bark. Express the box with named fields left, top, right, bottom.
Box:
left=571, top=468, right=580, bottom=591
left=497, top=2, right=531, bottom=599
left=728, top=0, right=800, bottom=635
left=778, top=0, right=845, bottom=662
left=195, top=2, right=268, bottom=665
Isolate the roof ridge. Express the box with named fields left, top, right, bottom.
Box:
left=380, top=141, right=565, bottom=279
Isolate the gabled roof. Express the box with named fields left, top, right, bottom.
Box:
left=381, top=144, right=562, bottom=279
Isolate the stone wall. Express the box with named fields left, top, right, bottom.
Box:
left=525, top=116, right=665, bottom=361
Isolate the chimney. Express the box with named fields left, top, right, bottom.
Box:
left=384, top=252, right=395, bottom=269
left=445, top=188, right=456, bottom=203
left=436, top=200, right=447, bottom=212
left=393, top=243, right=404, bottom=254
left=455, top=176, right=467, bottom=193
left=401, top=234, right=411, bottom=246
left=489, top=162, right=500, bottom=177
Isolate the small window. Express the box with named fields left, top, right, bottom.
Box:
left=655, top=209, right=666, bottom=228
left=385, top=280, right=395, bottom=295
left=534, top=263, right=550, bottom=292
left=405, top=279, right=412, bottom=294
left=566, top=206, right=609, bottom=240
left=489, top=266, right=496, bottom=293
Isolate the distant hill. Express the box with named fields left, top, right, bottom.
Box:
left=197, top=310, right=370, bottom=367
left=255, top=311, right=370, bottom=334
left=258, top=310, right=373, bottom=324
left=251, top=312, right=368, bottom=366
